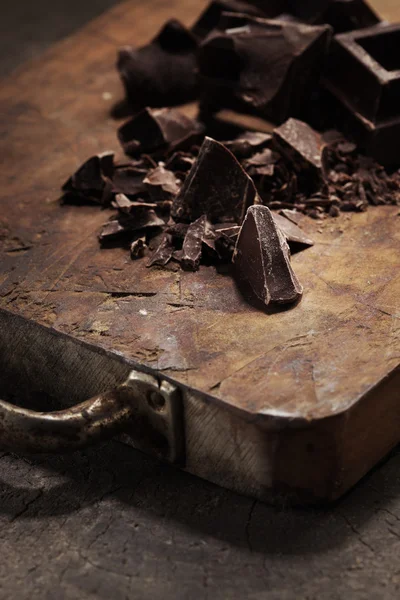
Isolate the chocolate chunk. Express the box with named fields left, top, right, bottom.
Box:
left=130, top=235, right=147, bottom=259
left=147, top=233, right=174, bottom=267
left=243, top=148, right=278, bottom=176
left=181, top=215, right=208, bottom=271
left=62, top=152, right=114, bottom=205
left=192, top=0, right=266, bottom=39
left=111, top=165, right=147, bottom=197
left=165, top=152, right=196, bottom=175
left=118, top=107, right=203, bottom=158
left=99, top=210, right=164, bottom=244
left=223, top=131, right=272, bottom=158
left=172, top=137, right=259, bottom=223
left=117, top=19, right=198, bottom=110
left=288, top=0, right=380, bottom=33
left=198, top=14, right=331, bottom=124
left=165, top=222, right=189, bottom=239
left=279, top=208, right=302, bottom=225
left=143, top=165, right=181, bottom=202
left=233, top=205, right=303, bottom=305
left=272, top=212, right=314, bottom=250
left=112, top=194, right=157, bottom=214
left=273, top=118, right=327, bottom=193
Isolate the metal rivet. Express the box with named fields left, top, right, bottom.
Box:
left=147, top=390, right=166, bottom=411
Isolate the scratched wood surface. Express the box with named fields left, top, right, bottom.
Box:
left=1, top=1, right=400, bottom=598
left=0, top=0, right=399, bottom=428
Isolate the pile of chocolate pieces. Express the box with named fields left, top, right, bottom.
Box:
left=61, top=0, right=400, bottom=310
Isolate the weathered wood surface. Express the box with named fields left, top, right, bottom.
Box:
left=0, top=0, right=399, bottom=422
left=1, top=0, right=400, bottom=598
left=0, top=0, right=400, bottom=503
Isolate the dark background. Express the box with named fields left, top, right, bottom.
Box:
left=0, top=0, right=121, bottom=78
left=1, top=1, right=400, bottom=599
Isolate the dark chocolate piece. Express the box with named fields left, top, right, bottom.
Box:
left=143, top=165, right=181, bottom=202
left=111, top=165, right=147, bottom=197
left=273, top=118, right=327, bottom=193
left=198, top=14, right=331, bottom=124
left=272, top=212, right=314, bottom=250
left=223, top=131, right=272, bottom=158
left=279, top=208, right=302, bottom=225
left=181, top=215, right=208, bottom=271
left=130, top=235, right=147, bottom=259
left=172, top=136, right=259, bottom=223
left=118, top=107, right=203, bottom=158
left=147, top=233, right=174, bottom=267
left=62, top=152, right=114, bottom=205
left=117, top=19, right=198, bottom=110
left=323, top=23, right=400, bottom=165
left=99, top=210, right=164, bottom=243
left=112, top=194, right=157, bottom=214
left=286, top=0, right=380, bottom=33
left=192, top=0, right=266, bottom=39
left=233, top=205, right=303, bottom=305
left=165, top=152, right=195, bottom=174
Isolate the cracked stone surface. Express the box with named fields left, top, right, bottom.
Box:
left=2, top=443, right=400, bottom=599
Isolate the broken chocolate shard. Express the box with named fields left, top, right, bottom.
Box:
left=272, top=212, right=314, bottom=250
left=111, top=165, right=148, bottom=197
left=130, top=235, right=147, bottom=259
left=165, top=152, right=195, bottom=175
left=198, top=14, right=331, bottom=124
left=62, top=152, right=114, bottom=205
left=192, top=0, right=266, bottom=39
left=117, top=107, right=202, bottom=158
left=112, top=194, right=157, bottom=214
left=289, top=0, right=380, bottom=33
left=147, top=233, right=174, bottom=267
left=143, top=165, right=181, bottom=202
left=279, top=208, right=302, bottom=225
left=233, top=205, right=303, bottom=305
left=117, top=19, right=198, bottom=111
left=223, top=131, right=272, bottom=158
left=273, top=118, right=327, bottom=193
left=99, top=210, right=164, bottom=244
left=181, top=215, right=208, bottom=271
left=172, top=136, right=259, bottom=224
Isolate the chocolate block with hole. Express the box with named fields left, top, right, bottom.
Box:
left=323, top=23, right=400, bottom=164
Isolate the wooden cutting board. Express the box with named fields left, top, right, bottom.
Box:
left=0, top=0, right=399, bottom=504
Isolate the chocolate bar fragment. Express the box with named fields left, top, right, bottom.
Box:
left=286, top=0, right=380, bottom=33
left=62, top=152, right=114, bottom=205
left=99, top=210, right=164, bottom=244
left=112, top=194, right=157, bottom=214
left=118, top=108, right=202, bottom=158
left=323, top=23, right=400, bottom=165
left=244, top=0, right=380, bottom=32
left=181, top=215, right=208, bottom=271
left=192, top=0, right=266, bottom=39
left=273, top=118, right=327, bottom=193
left=222, top=131, right=272, bottom=158
left=147, top=233, right=175, bottom=266
left=130, top=235, right=147, bottom=259
left=233, top=205, right=303, bottom=306
left=111, top=165, right=148, bottom=197
left=117, top=19, right=198, bottom=110
left=198, top=14, right=332, bottom=124
left=143, top=165, right=181, bottom=202
left=272, top=212, right=314, bottom=250
left=171, top=137, right=259, bottom=223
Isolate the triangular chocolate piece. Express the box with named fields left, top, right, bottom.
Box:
left=233, top=205, right=303, bottom=305
left=171, top=137, right=259, bottom=223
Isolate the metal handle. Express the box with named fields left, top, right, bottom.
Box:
left=0, top=370, right=184, bottom=462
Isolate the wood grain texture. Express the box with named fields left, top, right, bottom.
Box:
left=0, top=0, right=400, bottom=597
left=0, top=0, right=398, bottom=422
